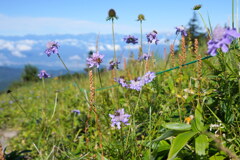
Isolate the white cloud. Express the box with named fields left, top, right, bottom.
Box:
left=105, top=44, right=121, bottom=51
left=69, top=55, right=81, bottom=61
left=0, top=39, right=37, bottom=57
left=124, top=45, right=140, bottom=50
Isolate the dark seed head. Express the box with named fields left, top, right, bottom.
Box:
left=193, top=4, right=202, bottom=10
left=137, top=14, right=145, bottom=21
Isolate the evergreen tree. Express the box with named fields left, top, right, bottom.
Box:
left=21, top=64, right=38, bottom=82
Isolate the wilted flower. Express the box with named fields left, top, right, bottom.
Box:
left=193, top=4, right=202, bottom=10
left=71, top=109, right=80, bottom=115
left=106, top=9, right=118, bottom=21
left=139, top=53, right=151, bottom=61
left=137, top=14, right=145, bottom=21
left=184, top=115, right=194, bottom=124
left=142, top=71, right=156, bottom=84
left=115, top=76, right=129, bottom=88
left=207, top=26, right=240, bottom=56
left=176, top=25, right=187, bottom=37
left=44, top=41, right=59, bottom=57
left=123, top=35, right=138, bottom=44
left=109, top=108, right=131, bottom=129
left=146, top=30, right=159, bottom=45
left=86, top=51, right=104, bottom=68
left=108, top=60, right=120, bottom=70
left=129, top=77, right=144, bottom=91
left=38, top=70, right=50, bottom=79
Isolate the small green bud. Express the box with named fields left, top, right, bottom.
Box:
left=106, top=9, right=118, bottom=21
left=193, top=4, right=202, bottom=10
left=137, top=14, right=145, bottom=21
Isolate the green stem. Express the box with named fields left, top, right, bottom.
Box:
left=97, top=68, right=103, bottom=88
left=140, top=21, right=143, bottom=56
left=198, top=11, right=211, bottom=39
left=112, top=19, right=116, bottom=61
left=120, top=126, right=125, bottom=160
left=51, top=91, right=58, bottom=119
left=9, top=92, right=29, bottom=118
left=149, top=106, right=152, bottom=159
left=232, top=0, right=235, bottom=28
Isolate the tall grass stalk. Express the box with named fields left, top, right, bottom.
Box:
left=232, top=0, right=235, bottom=28
left=51, top=91, right=59, bottom=119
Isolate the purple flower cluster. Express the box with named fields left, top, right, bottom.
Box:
left=71, top=109, right=80, bottom=115
left=45, top=41, right=59, bottom=57
left=108, top=60, right=120, bottom=70
left=115, top=71, right=156, bottom=91
left=109, top=108, right=130, bottom=129
left=86, top=51, right=104, bottom=68
left=123, top=35, right=138, bottom=44
left=38, top=70, right=50, bottom=79
left=176, top=25, right=187, bottom=37
left=207, top=26, right=240, bottom=56
left=139, top=53, right=151, bottom=61
left=146, top=30, right=159, bottom=45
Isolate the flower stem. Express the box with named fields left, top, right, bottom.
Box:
left=120, top=126, right=125, bottom=160
left=232, top=0, right=235, bottom=28
left=149, top=106, right=152, bottom=159
left=112, top=19, right=117, bottom=61
left=97, top=68, right=103, bottom=88
left=51, top=91, right=58, bottom=119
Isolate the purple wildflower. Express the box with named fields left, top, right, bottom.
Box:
left=123, top=35, right=138, bottom=44
left=142, top=71, right=156, bottom=84
left=139, top=53, right=151, bottom=61
left=38, top=70, right=50, bottom=79
left=71, top=109, right=80, bottom=115
left=109, top=108, right=131, bottom=129
left=86, top=51, right=104, bottom=68
left=207, top=26, right=240, bottom=56
left=146, top=30, right=159, bottom=45
left=108, top=60, right=120, bottom=70
left=176, top=25, right=187, bottom=37
left=44, top=41, right=59, bottom=57
left=115, top=76, right=129, bottom=88
left=129, top=77, right=145, bottom=91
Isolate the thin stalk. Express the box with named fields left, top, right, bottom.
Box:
left=140, top=21, right=143, bottom=56
left=120, top=126, right=125, bottom=160
left=149, top=106, right=152, bottom=160
left=97, top=68, right=103, bottom=88
left=233, top=0, right=235, bottom=28
left=112, top=19, right=117, bottom=61
left=51, top=91, right=58, bottom=119
left=41, top=77, right=46, bottom=116
left=198, top=11, right=211, bottom=39
left=8, top=92, right=29, bottom=118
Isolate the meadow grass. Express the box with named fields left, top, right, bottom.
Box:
left=0, top=5, right=240, bottom=160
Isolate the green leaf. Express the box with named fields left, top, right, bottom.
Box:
left=194, top=104, right=204, bottom=132
left=195, top=134, right=209, bottom=156
left=167, top=131, right=197, bottom=160
left=209, top=152, right=226, bottom=160
left=152, top=130, right=185, bottom=142
left=163, top=123, right=191, bottom=131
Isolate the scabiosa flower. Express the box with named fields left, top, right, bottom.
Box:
left=109, top=108, right=130, bottom=129
left=38, top=70, right=50, bottom=79
left=176, top=25, right=187, bottom=37
left=71, top=109, right=80, bottom=115
left=139, top=53, right=151, bottom=61
left=146, top=30, right=159, bottom=45
left=44, top=41, right=59, bottom=57
left=86, top=51, right=104, bottom=68
left=123, top=35, right=138, bottom=44
left=129, top=77, right=145, bottom=91
left=207, top=25, right=240, bottom=56
left=108, top=60, right=120, bottom=70
left=142, top=71, right=156, bottom=84
left=115, top=76, right=129, bottom=88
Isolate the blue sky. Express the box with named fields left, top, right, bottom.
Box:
left=0, top=0, right=238, bottom=35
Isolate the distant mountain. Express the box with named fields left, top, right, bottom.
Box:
left=0, top=33, right=176, bottom=90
